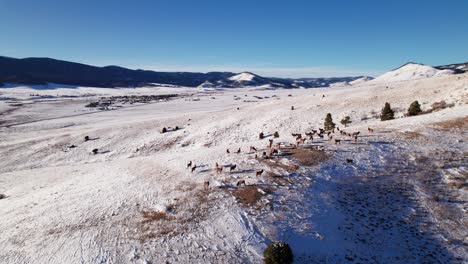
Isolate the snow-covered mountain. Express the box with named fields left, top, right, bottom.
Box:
left=370, top=63, right=454, bottom=83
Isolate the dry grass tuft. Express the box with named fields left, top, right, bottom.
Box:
left=230, top=185, right=271, bottom=206
left=141, top=210, right=172, bottom=223
left=432, top=116, right=468, bottom=131
left=400, top=131, right=426, bottom=139
left=287, top=148, right=332, bottom=166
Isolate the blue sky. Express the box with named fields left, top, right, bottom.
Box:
left=1, top=0, right=467, bottom=77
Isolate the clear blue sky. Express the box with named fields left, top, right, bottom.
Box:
left=1, top=0, right=467, bottom=77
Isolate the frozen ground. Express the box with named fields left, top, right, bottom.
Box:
left=0, top=73, right=467, bottom=263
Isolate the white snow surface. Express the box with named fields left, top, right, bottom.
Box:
left=0, top=72, right=467, bottom=263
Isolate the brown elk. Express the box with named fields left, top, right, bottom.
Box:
left=269, top=139, right=274, bottom=148
left=254, top=154, right=258, bottom=159
left=368, top=127, right=374, bottom=133
left=216, top=167, right=223, bottom=174
left=256, top=169, right=264, bottom=177
left=335, top=139, right=341, bottom=144
left=236, top=180, right=246, bottom=187
left=84, top=136, right=90, bottom=142
left=229, top=164, right=237, bottom=172
left=352, top=131, right=360, bottom=137
left=191, top=165, right=197, bottom=173
left=187, top=161, right=192, bottom=168
left=92, top=148, right=99, bottom=154
left=203, top=181, right=210, bottom=190
left=236, top=148, right=241, bottom=154
left=249, top=146, right=257, bottom=152
left=346, top=159, right=353, bottom=164
left=353, top=136, right=358, bottom=143
left=226, top=149, right=230, bottom=154
left=328, top=135, right=334, bottom=141
left=297, top=138, right=306, bottom=145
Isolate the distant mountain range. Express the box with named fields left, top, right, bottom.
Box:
left=0, top=56, right=466, bottom=89
left=0, top=56, right=367, bottom=88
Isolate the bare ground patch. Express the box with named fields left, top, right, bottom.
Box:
left=286, top=148, right=332, bottom=166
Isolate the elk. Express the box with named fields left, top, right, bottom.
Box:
left=297, top=138, right=306, bottom=145
left=255, top=154, right=258, bottom=159
left=269, top=139, right=274, bottom=148
left=203, top=181, right=210, bottom=190
left=368, top=127, right=374, bottom=133
left=353, top=136, right=358, bottom=143
left=92, top=148, right=98, bottom=154
left=226, top=149, right=230, bottom=154
left=305, top=132, right=313, bottom=137
left=236, top=180, right=246, bottom=187
left=84, top=136, right=90, bottom=142
left=191, top=165, right=197, bottom=173
left=346, top=159, right=353, bottom=164
left=328, top=135, right=334, bottom=141
left=249, top=146, right=257, bottom=152
left=229, top=164, right=237, bottom=172
left=271, top=149, right=278, bottom=155
left=187, top=161, right=192, bottom=168
left=216, top=166, right=223, bottom=174
left=236, top=148, right=241, bottom=154
left=352, top=131, right=360, bottom=137
left=335, top=139, right=341, bottom=144
left=256, top=169, right=264, bottom=177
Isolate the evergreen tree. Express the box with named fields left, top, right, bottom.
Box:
left=340, top=116, right=351, bottom=127
left=274, top=131, right=279, bottom=138
left=380, top=102, right=395, bottom=121
left=263, top=241, right=293, bottom=264
left=408, top=100, right=422, bottom=116
left=324, top=113, right=336, bottom=130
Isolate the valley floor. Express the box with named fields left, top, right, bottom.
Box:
left=0, top=74, right=467, bottom=263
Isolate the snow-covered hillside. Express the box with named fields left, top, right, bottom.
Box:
left=0, top=72, right=467, bottom=263
left=370, top=63, right=454, bottom=83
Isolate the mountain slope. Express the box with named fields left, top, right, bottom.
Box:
left=370, top=62, right=454, bottom=83
left=0, top=56, right=235, bottom=88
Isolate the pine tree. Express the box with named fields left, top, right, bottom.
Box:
left=407, top=100, right=422, bottom=116
left=340, top=116, right=351, bottom=127
left=324, top=113, right=336, bottom=130
left=263, top=241, right=293, bottom=264
left=380, top=102, right=395, bottom=121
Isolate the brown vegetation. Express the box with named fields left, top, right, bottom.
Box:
left=230, top=185, right=271, bottom=206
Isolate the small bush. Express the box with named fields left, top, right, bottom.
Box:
left=340, top=116, right=351, bottom=127
left=324, top=113, right=335, bottom=130
left=0, top=194, right=6, bottom=199
left=264, top=241, right=293, bottom=264
left=85, top=102, right=99, bottom=108
left=380, top=102, right=395, bottom=121
left=407, top=101, right=422, bottom=116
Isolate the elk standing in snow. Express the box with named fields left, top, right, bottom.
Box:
left=256, top=169, right=264, bottom=177
left=84, top=136, right=90, bottom=142
left=187, top=161, right=192, bottom=168
left=226, top=149, right=230, bottom=154
left=250, top=146, right=257, bottom=153
left=216, top=167, right=223, bottom=174
left=191, top=165, right=197, bottom=173
left=346, top=159, right=353, bottom=164
left=229, top=164, right=237, bottom=172
left=368, top=127, right=374, bottom=133
left=236, top=179, right=246, bottom=187
left=92, top=148, right=98, bottom=154
left=269, top=139, right=274, bottom=148
left=335, top=139, right=341, bottom=144
left=204, top=181, right=210, bottom=190
left=236, top=148, right=241, bottom=154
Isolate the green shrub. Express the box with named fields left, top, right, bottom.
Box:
left=340, top=116, right=351, bottom=127
left=380, top=102, right=395, bottom=121
left=264, top=241, right=293, bottom=264
left=324, top=113, right=336, bottom=130
left=408, top=101, right=422, bottom=116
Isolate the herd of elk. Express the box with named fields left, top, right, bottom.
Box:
left=185, top=122, right=371, bottom=190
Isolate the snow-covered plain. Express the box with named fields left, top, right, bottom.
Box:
left=0, top=72, right=467, bottom=263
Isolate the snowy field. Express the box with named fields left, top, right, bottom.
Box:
left=0, top=72, right=467, bottom=263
